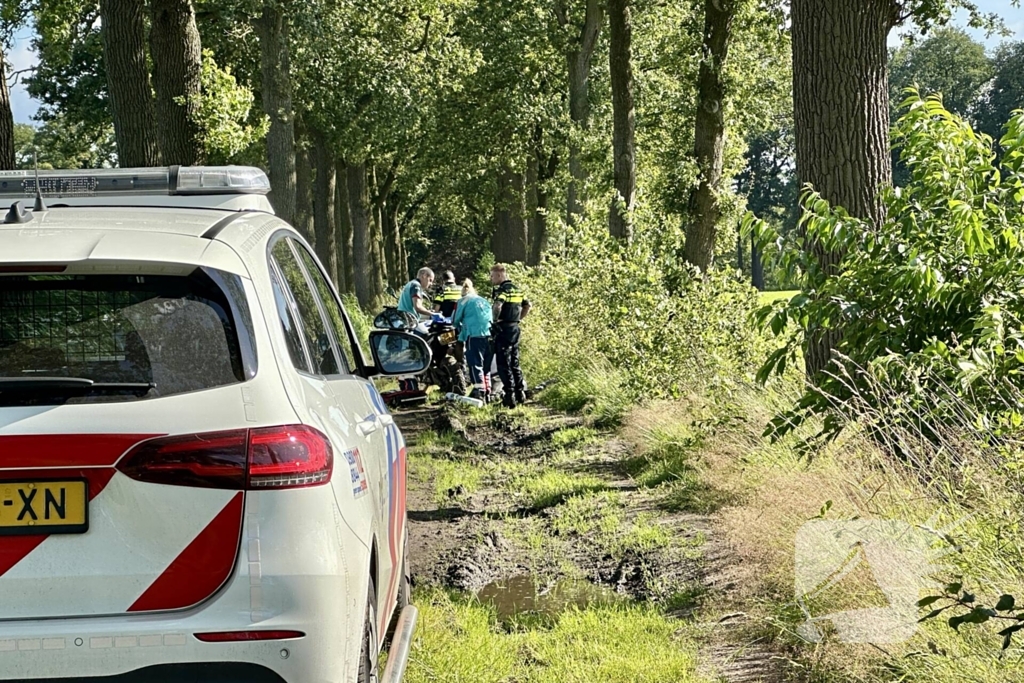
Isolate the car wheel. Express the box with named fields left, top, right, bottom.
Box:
left=357, top=581, right=379, bottom=683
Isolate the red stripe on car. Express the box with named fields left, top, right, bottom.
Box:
left=0, top=434, right=160, bottom=468
left=0, top=468, right=117, bottom=576
left=127, top=493, right=244, bottom=612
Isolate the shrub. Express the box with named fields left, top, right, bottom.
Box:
left=748, top=93, right=1024, bottom=441
left=514, top=222, right=766, bottom=411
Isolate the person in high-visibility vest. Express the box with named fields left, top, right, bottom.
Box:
left=433, top=271, right=462, bottom=319
left=489, top=263, right=531, bottom=408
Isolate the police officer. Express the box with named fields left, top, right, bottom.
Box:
left=489, top=263, right=531, bottom=408
left=433, top=270, right=462, bottom=319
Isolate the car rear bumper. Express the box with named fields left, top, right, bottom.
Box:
left=3, top=662, right=287, bottom=682
left=0, top=577, right=357, bottom=683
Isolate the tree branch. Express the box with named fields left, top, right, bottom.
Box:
left=580, top=0, right=604, bottom=61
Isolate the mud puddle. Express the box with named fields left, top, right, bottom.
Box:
left=477, top=574, right=623, bottom=621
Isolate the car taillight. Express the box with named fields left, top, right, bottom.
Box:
left=247, top=425, right=333, bottom=489
left=118, top=426, right=333, bottom=490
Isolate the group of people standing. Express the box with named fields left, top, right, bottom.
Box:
left=397, top=263, right=531, bottom=409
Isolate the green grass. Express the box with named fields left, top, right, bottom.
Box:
left=404, top=588, right=704, bottom=683
left=511, top=470, right=608, bottom=510
left=758, top=289, right=799, bottom=305
left=414, top=457, right=486, bottom=506
left=537, top=360, right=631, bottom=428
left=550, top=426, right=601, bottom=449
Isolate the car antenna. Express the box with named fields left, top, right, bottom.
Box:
left=32, top=150, right=47, bottom=212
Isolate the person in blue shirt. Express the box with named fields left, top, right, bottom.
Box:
left=452, top=278, right=493, bottom=400
left=398, top=267, right=435, bottom=319
left=396, top=267, right=434, bottom=392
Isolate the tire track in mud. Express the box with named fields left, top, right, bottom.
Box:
left=396, top=404, right=790, bottom=683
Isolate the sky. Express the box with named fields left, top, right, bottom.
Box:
left=6, top=1, right=1024, bottom=124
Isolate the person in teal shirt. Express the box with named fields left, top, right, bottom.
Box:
left=452, top=279, right=493, bottom=399
left=396, top=267, right=434, bottom=392
left=398, top=267, right=435, bottom=319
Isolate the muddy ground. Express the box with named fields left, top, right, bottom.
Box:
left=394, top=403, right=789, bottom=683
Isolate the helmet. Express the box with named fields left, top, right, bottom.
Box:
left=373, top=306, right=418, bottom=330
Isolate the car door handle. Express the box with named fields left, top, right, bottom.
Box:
left=378, top=413, right=395, bottom=427
left=357, top=416, right=381, bottom=436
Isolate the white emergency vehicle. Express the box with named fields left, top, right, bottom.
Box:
left=0, top=166, right=428, bottom=683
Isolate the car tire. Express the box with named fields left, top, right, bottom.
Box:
left=357, top=581, right=379, bottom=683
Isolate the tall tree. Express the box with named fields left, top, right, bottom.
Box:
left=0, top=45, right=15, bottom=169
left=791, top=0, right=895, bottom=379
left=684, top=0, right=739, bottom=271
left=348, top=161, right=384, bottom=308
left=335, top=158, right=354, bottom=293
left=255, top=0, right=297, bottom=224
left=556, top=0, right=603, bottom=225
left=313, top=129, right=338, bottom=286
left=293, top=115, right=314, bottom=243
left=608, top=0, right=635, bottom=242
left=149, top=0, right=205, bottom=165
left=888, top=28, right=991, bottom=120
left=99, top=0, right=161, bottom=166
left=492, top=164, right=529, bottom=263
left=974, top=41, right=1024, bottom=145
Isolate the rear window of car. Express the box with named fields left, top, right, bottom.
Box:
left=0, top=269, right=256, bottom=406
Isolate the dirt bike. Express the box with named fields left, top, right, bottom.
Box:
left=374, top=308, right=468, bottom=405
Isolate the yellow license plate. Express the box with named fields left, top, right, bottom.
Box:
left=0, top=481, right=88, bottom=535
left=440, top=330, right=456, bottom=345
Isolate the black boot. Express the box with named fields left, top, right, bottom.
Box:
left=514, top=391, right=527, bottom=405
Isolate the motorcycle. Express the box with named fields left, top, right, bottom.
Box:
left=373, top=307, right=468, bottom=406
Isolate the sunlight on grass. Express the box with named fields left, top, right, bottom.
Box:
left=430, top=459, right=486, bottom=506
left=551, top=426, right=601, bottom=448
left=511, top=470, right=607, bottom=510
left=404, top=588, right=703, bottom=683
left=758, top=289, right=799, bottom=305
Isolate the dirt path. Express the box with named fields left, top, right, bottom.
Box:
left=395, top=404, right=790, bottom=683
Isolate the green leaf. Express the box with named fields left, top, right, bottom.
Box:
left=917, top=595, right=943, bottom=608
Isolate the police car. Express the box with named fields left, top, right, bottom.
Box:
left=0, top=166, right=429, bottom=682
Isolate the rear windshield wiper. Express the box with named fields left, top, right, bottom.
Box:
left=0, top=377, right=155, bottom=395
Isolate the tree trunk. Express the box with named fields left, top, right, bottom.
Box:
left=294, top=120, right=314, bottom=243
left=526, top=152, right=540, bottom=263
left=347, top=161, right=384, bottom=309
left=492, top=165, right=529, bottom=264
left=256, top=1, right=297, bottom=224
left=385, top=198, right=404, bottom=289
left=529, top=135, right=557, bottom=265
left=335, top=158, right=354, bottom=294
left=557, top=0, right=603, bottom=225
left=368, top=166, right=388, bottom=295
left=792, top=0, right=895, bottom=379
left=348, top=160, right=372, bottom=308
left=313, top=129, right=338, bottom=286
left=0, top=47, right=15, bottom=170
left=608, top=0, right=635, bottom=242
left=751, top=235, right=764, bottom=291
left=149, top=0, right=204, bottom=166
left=99, top=0, right=161, bottom=167
left=684, top=0, right=737, bottom=271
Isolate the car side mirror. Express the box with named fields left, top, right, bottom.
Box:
left=368, top=330, right=432, bottom=377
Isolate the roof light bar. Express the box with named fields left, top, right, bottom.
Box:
left=0, top=166, right=271, bottom=199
